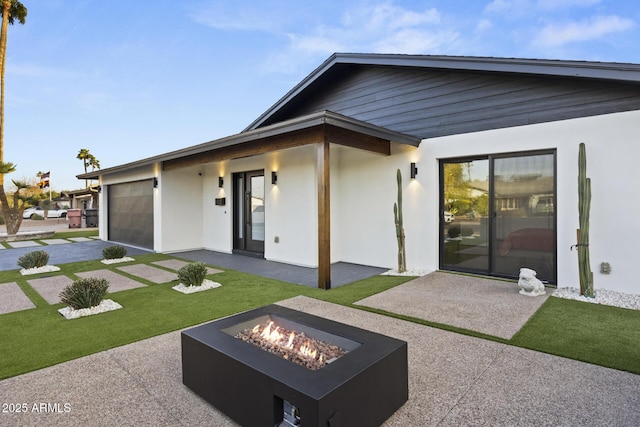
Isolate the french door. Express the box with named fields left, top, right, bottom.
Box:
left=233, top=170, right=265, bottom=255
left=440, top=151, right=556, bottom=283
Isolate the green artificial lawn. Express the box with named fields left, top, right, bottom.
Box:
left=1, top=251, right=639, bottom=380
left=0, top=254, right=412, bottom=380
left=511, top=296, right=640, bottom=375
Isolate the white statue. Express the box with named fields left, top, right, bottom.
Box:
left=518, top=268, right=546, bottom=297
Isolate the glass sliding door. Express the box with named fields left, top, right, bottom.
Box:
left=492, top=153, right=555, bottom=281
left=440, top=151, right=556, bottom=283
left=441, top=159, right=490, bottom=271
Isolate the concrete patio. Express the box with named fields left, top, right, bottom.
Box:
left=0, top=296, right=638, bottom=426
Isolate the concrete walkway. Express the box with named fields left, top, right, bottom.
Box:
left=356, top=271, right=549, bottom=339
left=0, top=296, right=638, bottom=426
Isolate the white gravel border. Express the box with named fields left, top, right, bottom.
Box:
left=381, top=269, right=431, bottom=277
left=101, top=257, right=135, bottom=264
left=552, top=287, right=640, bottom=311
left=172, top=279, right=222, bottom=294
left=20, top=265, right=61, bottom=275
left=58, top=299, right=123, bottom=319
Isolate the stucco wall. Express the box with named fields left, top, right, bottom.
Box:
left=159, top=167, right=203, bottom=252
left=201, top=145, right=318, bottom=267
left=334, top=109, right=640, bottom=294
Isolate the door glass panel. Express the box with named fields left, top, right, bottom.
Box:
left=250, top=175, right=265, bottom=241
left=237, top=176, right=243, bottom=240
left=442, top=160, right=490, bottom=271
left=492, top=154, right=555, bottom=281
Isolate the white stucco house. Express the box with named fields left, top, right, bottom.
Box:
left=78, top=53, right=640, bottom=294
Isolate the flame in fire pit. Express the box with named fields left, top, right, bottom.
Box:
left=253, top=321, right=322, bottom=362
left=236, top=320, right=346, bottom=370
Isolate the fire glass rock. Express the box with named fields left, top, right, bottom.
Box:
left=235, top=320, right=348, bottom=370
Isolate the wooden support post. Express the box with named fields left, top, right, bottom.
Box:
left=317, top=141, right=331, bottom=289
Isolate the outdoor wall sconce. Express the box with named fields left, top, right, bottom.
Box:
left=153, top=177, right=158, bottom=188
left=271, top=171, right=278, bottom=185
left=97, top=185, right=102, bottom=193
left=218, top=177, right=224, bottom=188
left=410, top=162, right=418, bottom=179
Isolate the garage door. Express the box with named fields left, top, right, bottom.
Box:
left=108, top=180, right=154, bottom=249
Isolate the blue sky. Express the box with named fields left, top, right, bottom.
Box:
left=4, top=0, right=639, bottom=191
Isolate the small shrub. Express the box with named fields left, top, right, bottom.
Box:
left=461, top=227, right=474, bottom=237
left=102, top=245, right=127, bottom=260
left=31, top=214, right=44, bottom=220
left=177, top=262, right=208, bottom=287
left=447, top=225, right=461, bottom=238
left=17, top=250, right=49, bottom=269
left=59, top=278, right=109, bottom=310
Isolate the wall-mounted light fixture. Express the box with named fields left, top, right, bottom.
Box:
left=271, top=171, right=278, bottom=185
left=410, top=162, right=418, bottom=179
left=218, top=177, right=224, bottom=188
left=153, top=177, right=158, bottom=188
left=97, top=185, right=102, bottom=193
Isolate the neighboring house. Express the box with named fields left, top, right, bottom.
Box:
left=77, top=53, right=640, bottom=294
left=65, top=186, right=99, bottom=210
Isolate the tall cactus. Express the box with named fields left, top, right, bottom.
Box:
left=394, top=169, right=406, bottom=273
left=577, top=143, right=594, bottom=297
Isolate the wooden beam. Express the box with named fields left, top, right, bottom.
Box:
left=163, top=127, right=325, bottom=171
left=325, top=125, right=391, bottom=155
left=317, top=141, right=331, bottom=289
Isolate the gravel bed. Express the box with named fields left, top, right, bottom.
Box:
left=101, top=257, right=135, bottom=264
left=20, top=265, right=61, bottom=275
left=58, top=299, right=122, bottom=319
left=552, top=287, right=640, bottom=311
left=381, top=269, right=431, bottom=276
left=172, top=279, right=222, bottom=294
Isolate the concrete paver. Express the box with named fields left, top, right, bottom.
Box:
left=117, top=264, right=177, bottom=284
left=75, top=270, right=147, bottom=293
left=0, top=282, right=35, bottom=314
left=6, top=241, right=42, bottom=249
left=27, top=275, right=74, bottom=305
left=152, top=259, right=223, bottom=275
left=356, top=272, right=549, bottom=339
left=41, top=239, right=72, bottom=245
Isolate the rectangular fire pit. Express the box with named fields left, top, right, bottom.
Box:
left=182, top=304, right=408, bottom=426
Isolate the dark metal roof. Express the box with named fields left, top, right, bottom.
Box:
left=246, top=53, right=640, bottom=131
left=77, top=110, right=420, bottom=180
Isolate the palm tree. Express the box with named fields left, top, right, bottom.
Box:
left=77, top=148, right=90, bottom=187
left=77, top=149, right=100, bottom=187
left=0, top=0, right=27, bottom=235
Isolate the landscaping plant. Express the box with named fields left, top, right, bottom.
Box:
left=577, top=142, right=594, bottom=297
left=102, top=245, right=127, bottom=260
left=178, top=262, right=208, bottom=287
left=393, top=169, right=407, bottom=273
left=17, top=250, right=49, bottom=269
left=59, top=277, right=109, bottom=310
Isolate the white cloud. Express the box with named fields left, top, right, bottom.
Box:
left=189, top=1, right=285, bottom=33
left=534, top=15, right=636, bottom=47
left=476, top=19, right=493, bottom=32
left=484, top=0, right=532, bottom=15
left=536, top=0, right=601, bottom=10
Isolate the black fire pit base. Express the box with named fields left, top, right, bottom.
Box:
left=182, top=304, right=408, bottom=427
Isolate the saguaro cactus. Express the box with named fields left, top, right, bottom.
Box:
left=394, top=169, right=407, bottom=273
left=577, top=142, right=594, bottom=297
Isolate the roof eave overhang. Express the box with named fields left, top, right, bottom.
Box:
left=76, top=110, right=419, bottom=180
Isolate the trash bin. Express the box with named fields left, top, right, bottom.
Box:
left=85, top=209, right=98, bottom=227
left=67, top=209, right=82, bottom=228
